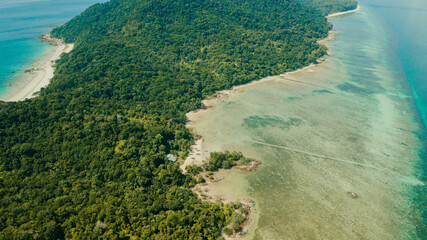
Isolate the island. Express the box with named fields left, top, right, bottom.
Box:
left=0, top=0, right=357, bottom=238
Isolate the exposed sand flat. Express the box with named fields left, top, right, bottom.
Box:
left=180, top=139, right=207, bottom=173
left=0, top=35, right=73, bottom=102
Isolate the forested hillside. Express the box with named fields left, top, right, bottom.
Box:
left=0, top=0, right=351, bottom=238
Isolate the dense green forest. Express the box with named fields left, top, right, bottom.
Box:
left=0, top=0, right=355, bottom=239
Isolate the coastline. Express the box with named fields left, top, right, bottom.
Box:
left=0, top=34, right=73, bottom=102
left=184, top=4, right=361, bottom=128
left=182, top=49, right=331, bottom=239
left=327, top=5, right=360, bottom=18
left=183, top=29, right=336, bottom=168
left=182, top=6, right=361, bottom=239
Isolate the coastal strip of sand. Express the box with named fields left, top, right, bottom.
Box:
left=181, top=5, right=361, bottom=240
left=0, top=34, right=73, bottom=102
left=327, top=5, right=360, bottom=18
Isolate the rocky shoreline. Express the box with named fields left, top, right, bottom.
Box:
left=38, top=34, right=64, bottom=46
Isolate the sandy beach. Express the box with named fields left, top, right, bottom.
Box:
left=327, top=5, right=360, bottom=18
left=0, top=34, right=73, bottom=102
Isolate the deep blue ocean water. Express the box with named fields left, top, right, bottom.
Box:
left=0, top=0, right=107, bottom=96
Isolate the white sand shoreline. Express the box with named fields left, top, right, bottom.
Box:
left=0, top=34, right=73, bottom=102
left=327, top=5, right=360, bottom=18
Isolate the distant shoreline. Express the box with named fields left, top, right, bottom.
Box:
left=0, top=34, right=73, bottom=102
left=327, top=5, right=360, bottom=18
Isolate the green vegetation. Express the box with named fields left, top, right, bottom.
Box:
left=223, top=227, right=233, bottom=236
left=205, top=151, right=253, bottom=172
left=229, top=212, right=246, bottom=233
left=185, top=164, right=203, bottom=176
left=223, top=202, right=246, bottom=235
left=296, top=0, right=358, bottom=16
left=0, top=0, right=354, bottom=238
left=186, top=151, right=254, bottom=179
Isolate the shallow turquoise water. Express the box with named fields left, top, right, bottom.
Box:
left=361, top=0, right=427, bottom=129
left=360, top=0, right=426, bottom=235
left=0, top=0, right=107, bottom=96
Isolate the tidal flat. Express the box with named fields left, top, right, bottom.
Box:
left=187, top=6, right=424, bottom=240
